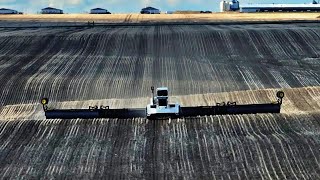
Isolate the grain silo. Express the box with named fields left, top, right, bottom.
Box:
left=220, top=1, right=230, bottom=12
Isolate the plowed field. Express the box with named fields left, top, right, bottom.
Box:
left=0, top=23, right=320, bottom=179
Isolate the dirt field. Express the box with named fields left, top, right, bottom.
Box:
left=0, top=23, right=319, bottom=106
left=0, top=23, right=320, bottom=179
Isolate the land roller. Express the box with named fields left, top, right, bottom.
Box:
left=41, top=87, right=285, bottom=119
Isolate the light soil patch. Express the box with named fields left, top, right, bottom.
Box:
left=0, top=86, right=319, bottom=120
left=0, top=13, right=319, bottom=23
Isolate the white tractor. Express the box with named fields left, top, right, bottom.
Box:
left=146, top=86, right=180, bottom=119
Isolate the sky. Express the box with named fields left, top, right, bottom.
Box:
left=0, top=0, right=317, bottom=13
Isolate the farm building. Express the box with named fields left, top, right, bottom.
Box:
left=41, top=7, right=63, bottom=14
left=229, top=0, right=240, bottom=11
left=0, top=8, right=19, bottom=14
left=240, top=3, right=320, bottom=12
left=140, top=7, right=160, bottom=14
left=90, top=8, right=111, bottom=14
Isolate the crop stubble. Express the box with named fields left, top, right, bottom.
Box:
left=0, top=23, right=320, bottom=179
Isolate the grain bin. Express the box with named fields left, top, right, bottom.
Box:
left=220, top=1, right=230, bottom=12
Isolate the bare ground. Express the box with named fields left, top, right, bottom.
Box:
left=0, top=24, right=319, bottom=106
left=0, top=23, right=320, bottom=179
left=0, top=109, right=320, bottom=179
left=0, top=13, right=319, bottom=23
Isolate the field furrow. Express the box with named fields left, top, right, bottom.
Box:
left=0, top=23, right=319, bottom=178
left=0, top=24, right=319, bottom=106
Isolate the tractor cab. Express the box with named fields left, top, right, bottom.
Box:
left=155, top=87, right=168, bottom=106
left=147, top=86, right=180, bottom=119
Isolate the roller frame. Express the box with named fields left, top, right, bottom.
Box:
left=41, top=91, right=284, bottom=119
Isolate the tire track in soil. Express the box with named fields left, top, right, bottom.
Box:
left=142, top=120, right=157, bottom=179
left=132, top=26, right=147, bottom=97
left=0, top=25, right=320, bottom=105
left=151, top=25, right=161, bottom=87
left=104, top=28, right=129, bottom=99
